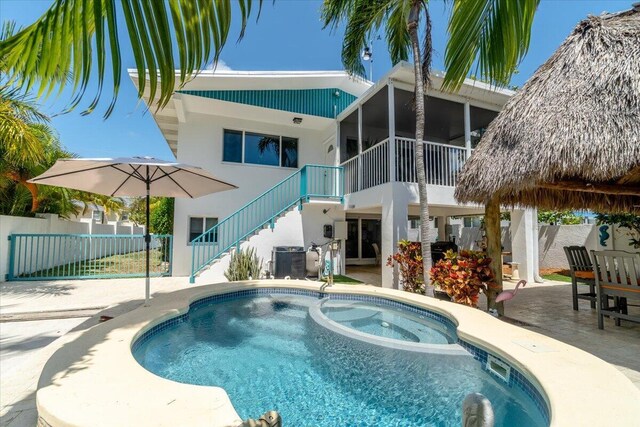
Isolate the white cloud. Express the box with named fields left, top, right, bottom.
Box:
left=205, top=59, right=232, bottom=71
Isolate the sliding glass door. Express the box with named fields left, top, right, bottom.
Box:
left=346, top=217, right=381, bottom=264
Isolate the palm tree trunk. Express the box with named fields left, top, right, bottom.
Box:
left=485, top=196, right=504, bottom=314
left=4, top=171, right=39, bottom=212
left=407, top=2, right=433, bottom=296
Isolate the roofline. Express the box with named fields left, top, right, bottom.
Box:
left=127, top=69, right=361, bottom=79
left=336, top=61, right=515, bottom=121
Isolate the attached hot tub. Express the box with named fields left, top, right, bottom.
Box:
left=309, top=297, right=468, bottom=355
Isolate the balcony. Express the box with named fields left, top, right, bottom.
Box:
left=340, top=137, right=470, bottom=194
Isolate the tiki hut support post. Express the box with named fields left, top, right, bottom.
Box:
left=485, top=196, right=504, bottom=315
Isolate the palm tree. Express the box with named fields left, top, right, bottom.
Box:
left=322, top=0, right=539, bottom=299
left=0, top=1, right=261, bottom=117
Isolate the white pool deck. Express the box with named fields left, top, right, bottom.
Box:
left=1, top=276, right=639, bottom=426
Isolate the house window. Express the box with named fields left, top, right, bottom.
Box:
left=223, top=130, right=243, bottom=163
left=189, top=217, right=218, bottom=243
left=222, top=129, right=298, bottom=168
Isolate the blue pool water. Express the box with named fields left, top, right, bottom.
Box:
left=133, top=293, right=547, bottom=426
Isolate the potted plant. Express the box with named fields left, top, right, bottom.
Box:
left=429, top=250, right=497, bottom=308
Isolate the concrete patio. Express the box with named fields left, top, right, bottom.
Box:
left=1, top=275, right=638, bottom=426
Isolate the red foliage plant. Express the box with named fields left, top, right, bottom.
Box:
left=386, top=240, right=425, bottom=294
left=429, top=249, right=498, bottom=307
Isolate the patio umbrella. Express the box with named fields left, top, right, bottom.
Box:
left=455, top=7, right=640, bottom=213
left=30, top=156, right=237, bottom=304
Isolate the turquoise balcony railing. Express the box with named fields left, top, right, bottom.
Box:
left=190, top=165, right=343, bottom=282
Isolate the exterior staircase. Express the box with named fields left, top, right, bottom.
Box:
left=189, top=165, right=343, bottom=283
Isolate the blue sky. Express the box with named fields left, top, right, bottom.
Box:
left=0, top=0, right=632, bottom=160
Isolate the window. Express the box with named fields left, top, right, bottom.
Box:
left=223, top=130, right=242, bottom=163
left=222, top=129, right=298, bottom=168
left=245, top=132, right=279, bottom=166
left=189, top=217, right=218, bottom=243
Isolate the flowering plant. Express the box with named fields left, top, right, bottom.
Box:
left=429, top=249, right=497, bottom=307
left=386, top=240, right=425, bottom=294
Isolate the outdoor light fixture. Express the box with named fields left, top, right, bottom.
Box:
left=293, top=117, right=302, bottom=124
left=361, top=46, right=372, bottom=61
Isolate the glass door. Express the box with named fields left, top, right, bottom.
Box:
left=346, top=217, right=381, bottom=264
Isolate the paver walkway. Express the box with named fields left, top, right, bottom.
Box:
left=490, top=279, right=640, bottom=389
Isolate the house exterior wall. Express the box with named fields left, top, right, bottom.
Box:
left=172, top=111, right=332, bottom=276
left=194, top=204, right=345, bottom=284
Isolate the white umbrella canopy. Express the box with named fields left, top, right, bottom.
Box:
left=29, top=156, right=236, bottom=197
left=29, top=157, right=237, bottom=305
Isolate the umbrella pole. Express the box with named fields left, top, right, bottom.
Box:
left=145, top=167, right=151, bottom=306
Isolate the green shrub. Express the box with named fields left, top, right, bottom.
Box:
left=224, top=247, right=263, bottom=281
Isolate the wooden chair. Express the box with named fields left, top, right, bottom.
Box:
left=591, top=250, right=640, bottom=329
left=563, top=246, right=596, bottom=310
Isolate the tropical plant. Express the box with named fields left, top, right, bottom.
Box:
left=429, top=249, right=497, bottom=308
left=386, top=240, right=425, bottom=294
left=0, top=1, right=262, bottom=117
left=0, top=101, right=72, bottom=215
left=595, top=213, right=640, bottom=249
left=322, top=0, right=539, bottom=296
left=150, top=197, right=175, bottom=235
left=538, top=210, right=583, bottom=225
left=225, top=247, right=263, bottom=281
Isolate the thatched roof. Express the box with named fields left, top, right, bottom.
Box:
left=455, top=7, right=640, bottom=213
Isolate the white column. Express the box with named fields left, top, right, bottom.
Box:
left=464, top=102, right=472, bottom=158
left=381, top=184, right=409, bottom=289
left=437, top=216, right=447, bottom=241
left=388, top=80, right=396, bottom=182
left=357, top=104, right=363, bottom=191
left=511, top=208, right=541, bottom=283
left=334, top=121, right=341, bottom=167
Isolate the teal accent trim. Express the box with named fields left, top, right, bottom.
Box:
left=6, top=234, right=172, bottom=281
left=190, top=165, right=344, bottom=282
left=177, top=88, right=357, bottom=118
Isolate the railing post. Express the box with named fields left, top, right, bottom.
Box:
left=300, top=166, right=308, bottom=202
left=7, top=235, right=14, bottom=281
left=388, top=80, right=396, bottom=182
left=190, top=242, right=196, bottom=283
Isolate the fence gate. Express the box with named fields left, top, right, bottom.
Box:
left=6, top=234, right=172, bottom=281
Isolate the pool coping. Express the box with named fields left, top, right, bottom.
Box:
left=36, top=281, right=640, bottom=427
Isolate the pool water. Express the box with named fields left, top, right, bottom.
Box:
left=320, top=300, right=456, bottom=344
left=133, top=294, right=547, bottom=426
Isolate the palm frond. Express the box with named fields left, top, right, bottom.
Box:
left=322, top=0, right=403, bottom=78
left=442, top=0, right=539, bottom=91
left=0, top=89, right=51, bottom=166
left=0, top=0, right=262, bottom=118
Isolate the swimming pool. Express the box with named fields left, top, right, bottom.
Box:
left=133, top=289, right=548, bottom=426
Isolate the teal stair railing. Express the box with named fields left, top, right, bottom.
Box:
left=190, top=165, right=343, bottom=283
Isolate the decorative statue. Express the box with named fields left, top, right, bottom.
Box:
left=241, top=411, right=282, bottom=427
left=462, top=393, right=495, bottom=427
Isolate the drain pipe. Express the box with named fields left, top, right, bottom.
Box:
left=462, top=393, right=494, bottom=427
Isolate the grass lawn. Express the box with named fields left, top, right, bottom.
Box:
left=321, top=274, right=363, bottom=284
left=541, top=272, right=572, bottom=283
left=20, top=248, right=169, bottom=279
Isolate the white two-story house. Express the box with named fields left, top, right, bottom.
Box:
left=131, top=62, right=540, bottom=288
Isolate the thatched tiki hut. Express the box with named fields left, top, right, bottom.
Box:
left=455, top=7, right=640, bottom=313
